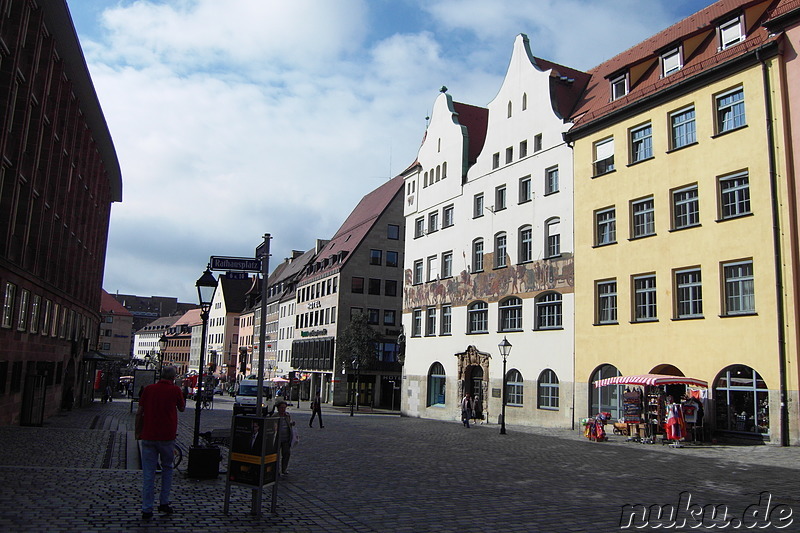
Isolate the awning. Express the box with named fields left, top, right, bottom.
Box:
left=594, top=374, right=708, bottom=388
left=272, top=377, right=289, bottom=384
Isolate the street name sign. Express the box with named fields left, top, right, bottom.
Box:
left=210, top=256, right=261, bottom=272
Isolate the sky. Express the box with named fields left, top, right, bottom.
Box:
left=65, top=0, right=713, bottom=304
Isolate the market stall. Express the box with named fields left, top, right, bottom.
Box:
left=593, top=374, right=708, bottom=445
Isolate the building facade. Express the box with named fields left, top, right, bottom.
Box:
left=401, top=35, right=584, bottom=428
left=98, top=290, right=133, bottom=359
left=0, top=0, right=122, bottom=424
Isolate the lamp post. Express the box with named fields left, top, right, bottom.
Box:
left=158, top=333, right=168, bottom=377
left=498, top=336, right=512, bottom=435
left=193, top=266, right=217, bottom=447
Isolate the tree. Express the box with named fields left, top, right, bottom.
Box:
left=336, top=312, right=379, bottom=372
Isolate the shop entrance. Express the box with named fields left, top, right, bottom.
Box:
left=454, top=346, right=491, bottom=422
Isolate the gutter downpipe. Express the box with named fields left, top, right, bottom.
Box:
left=758, top=48, right=790, bottom=447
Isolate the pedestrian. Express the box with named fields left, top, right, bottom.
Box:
left=105, top=384, right=113, bottom=402
left=135, top=365, right=186, bottom=520
left=461, top=392, right=474, bottom=428
left=276, top=400, right=295, bottom=476
left=309, top=391, right=324, bottom=428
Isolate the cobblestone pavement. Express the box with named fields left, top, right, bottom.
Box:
left=0, top=395, right=798, bottom=532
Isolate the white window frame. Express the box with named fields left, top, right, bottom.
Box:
left=536, top=292, right=562, bottom=330
left=719, top=171, right=750, bottom=220
left=672, top=185, right=699, bottom=230
left=413, top=260, right=423, bottom=285
left=426, top=307, right=437, bottom=336
left=467, top=301, right=488, bottom=334
left=633, top=274, right=657, bottom=322
left=474, top=193, right=484, bottom=218
left=593, top=137, right=615, bottom=175
left=545, top=166, right=559, bottom=195
left=441, top=251, right=453, bottom=278
left=630, top=123, right=653, bottom=163
left=675, top=268, right=703, bottom=319
left=611, top=73, right=628, bottom=100
left=495, top=185, right=507, bottom=211
left=545, top=218, right=560, bottom=258
left=428, top=211, right=439, bottom=233
left=519, top=175, right=532, bottom=203
left=631, top=197, right=655, bottom=238
left=499, top=297, right=522, bottom=332
left=519, top=226, right=532, bottom=263
left=595, top=207, right=616, bottom=246
left=414, top=217, right=424, bottom=238
left=662, top=48, right=682, bottom=76
left=537, top=369, right=560, bottom=410
left=412, top=309, right=422, bottom=337
left=495, top=233, right=507, bottom=268
left=440, top=305, right=452, bottom=335
left=597, top=280, right=618, bottom=325
left=720, top=16, right=744, bottom=50
left=506, top=369, right=524, bottom=407
left=716, top=87, right=746, bottom=134
left=442, top=205, right=454, bottom=227
left=723, top=260, right=755, bottom=316
left=472, top=238, right=484, bottom=273
left=670, top=106, right=696, bottom=149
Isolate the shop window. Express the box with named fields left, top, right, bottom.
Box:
left=537, top=369, right=559, bottom=409
left=714, top=365, right=768, bottom=434
left=427, top=362, right=446, bottom=406
left=591, top=364, right=622, bottom=420
left=506, top=369, right=524, bottom=406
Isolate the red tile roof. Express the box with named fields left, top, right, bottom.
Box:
left=100, top=289, right=132, bottom=316
left=569, top=0, right=787, bottom=131
left=452, top=101, right=489, bottom=167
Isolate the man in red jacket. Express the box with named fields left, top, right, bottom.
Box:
left=135, top=365, right=185, bottom=520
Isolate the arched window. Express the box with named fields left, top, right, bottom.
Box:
left=495, top=232, right=507, bottom=268
left=423, top=171, right=428, bottom=187
left=506, top=369, right=524, bottom=406
left=499, top=297, right=522, bottom=332
left=427, top=362, right=446, bottom=407
left=714, top=365, right=769, bottom=434
left=507, top=100, right=512, bottom=118
left=591, top=365, right=622, bottom=419
left=436, top=165, right=441, bottom=182
left=467, top=301, right=488, bottom=333
left=472, top=238, right=484, bottom=273
left=519, top=225, right=532, bottom=263
left=537, top=369, right=559, bottom=409
left=522, top=92, right=528, bottom=111
left=442, top=161, right=447, bottom=179
left=545, top=217, right=561, bottom=258
left=535, top=292, right=562, bottom=329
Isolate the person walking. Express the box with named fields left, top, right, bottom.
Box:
left=135, top=366, right=186, bottom=520
left=461, top=392, right=474, bottom=428
left=276, top=400, right=295, bottom=476
left=309, top=392, right=324, bottom=428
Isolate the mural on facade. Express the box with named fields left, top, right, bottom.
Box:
left=403, top=254, right=574, bottom=311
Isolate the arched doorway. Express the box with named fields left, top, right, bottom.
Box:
left=467, top=365, right=484, bottom=419
left=455, top=346, right=490, bottom=422
left=713, top=365, right=769, bottom=436
left=649, top=364, right=689, bottom=402
left=590, top=364, right=622, bottom=420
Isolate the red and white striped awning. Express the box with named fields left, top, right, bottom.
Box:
left=594, top=374, right=708, bottom=388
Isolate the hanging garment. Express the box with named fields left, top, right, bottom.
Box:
left=665, top=402, right=686, bottom=440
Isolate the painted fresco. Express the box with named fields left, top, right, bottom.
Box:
left=403, top=254, right=574, bottom=311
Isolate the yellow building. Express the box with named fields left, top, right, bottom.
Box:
left=567, top=0, right=799, bottom=445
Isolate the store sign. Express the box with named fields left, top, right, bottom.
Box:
left=300, top=329, right=328, bottom=337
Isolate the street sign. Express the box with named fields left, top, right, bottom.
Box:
left=224, top=271, right=249, bottom=280
left=210, top=256, right=261, bottom=272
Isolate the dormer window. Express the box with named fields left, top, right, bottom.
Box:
left=610, top=73, right=628, bottom=101
left=662, top=48, right=682, bottom=77
left=719, top=16, right=744, bottom=50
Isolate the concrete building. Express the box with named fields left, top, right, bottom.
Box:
left=205, top=276, right=251, bottom=382
left=567, top=0, right=800, bottom=445
left=132, top=316, right=179, bottom=369
left=401, top=35, right=586, bottom=428
left=98, top=290, right=133, bottom=359
left=162, top=309, right=201, bottom=376
left=0, top=0, right=122, bottom=424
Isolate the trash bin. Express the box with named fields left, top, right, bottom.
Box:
left=188, top=445, right=220, bottom=479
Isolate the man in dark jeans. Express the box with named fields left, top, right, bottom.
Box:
left=309, top=392, right=324, bottom=428
left=136, top=366, right=185, bottom=520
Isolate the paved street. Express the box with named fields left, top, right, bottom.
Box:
left=0, top=395, right=798, bottom=532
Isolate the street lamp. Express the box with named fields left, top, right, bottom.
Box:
left=158, top=333, right=168, bottom=376
left=498, top=336, right=512, bottom=435
left=193, top=266, right=217, bottom=447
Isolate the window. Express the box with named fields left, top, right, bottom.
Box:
left=367, top=308, right=380, bottom=325
left=414, top=217, right=424, bottom=238
left=670, top=107, right=696, bottom=149
left=472, top=239, right=484, bottom=272
left=545, top=166, right=559, bottom=195
left=519, top=226, right=532, bottom=263
left=17, top=289, right=29, bottom=331
left=522, top=93, right=527, bottom=110
left=413, top=260, right=423, bottom=285
left=597, top=280, right=618, bottom=324
left=630, top=123, right=653, bottom=163
left=519, top=140, right=528, bottom=158
left=382, top=310, right=395, bottom=326
left=499, top=297, right=522, bottom=332
left=370, top=249, right=382, bottom=265
left=662, top=48, right=682, bottom=76
left=441, top=305, right=452, bottom=335
left=351, top=277, right=364, bottom=293
left=387, top=224, right=400, bottom=240
left=412, top=309, right=422, bottom=336
left=536, top=292, right=562, bottom=329
left=386, top=251, right=399, bottom=267
left=426, top=308, right=437, bottom=336
left=593, top=137, right=615, bottom=175
left=2, top=282, right=16, bottom=328
left=428, top=211, right=439, bottom=233
left=385, top=279, right=398, bottom=297
left=716, top=87, right=745, bottom=133
left=723, top=260, right=755, bottom=315
left=533, top=133, right=542, bottom=152
left=443, top=205, right=454, bottom=228
left=492, top=153, right=500, bottom=169
left=719, top=172, right=750, bottom=219
left=537, top=369, right=559, bottom=409
left=506, top=369, right=524, bottom=406
left=467, top=301, right=488, bottom=333
left=41, top=299, right=51, bottom=335
left=545, top=219, right=561, bottom=258
left=675, top=268, right=703, bottom=319
left=595, top=208, right=616, bottom=246
left=30, top=294, right=40, bottom=334
left=474, top=194, right=484, bottom=218
left=427, top=255, right=439, bottom=282
left=519, top=175, right=532, bottom=203
left=631, top=197, right=655, bottom=238
left=672, top=185, right=699, bottom=229
left=507, top=101, right=512, bottom=118
left=505, top=147, right=513, bottom=164
left=495, top=233, right=507, bottom=268
left=368, top=278, right=381, bottom=295
left=611, top=73, right=627, bottom=100
left=427, top=362, right=446, bottom=406
left=719, top=16, right=744, bottom=50
left=441, top=251, right=453, bottom=278
left=633, top=275, right=657, bottom=322
left=495, top=185, right=507, bottom=211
